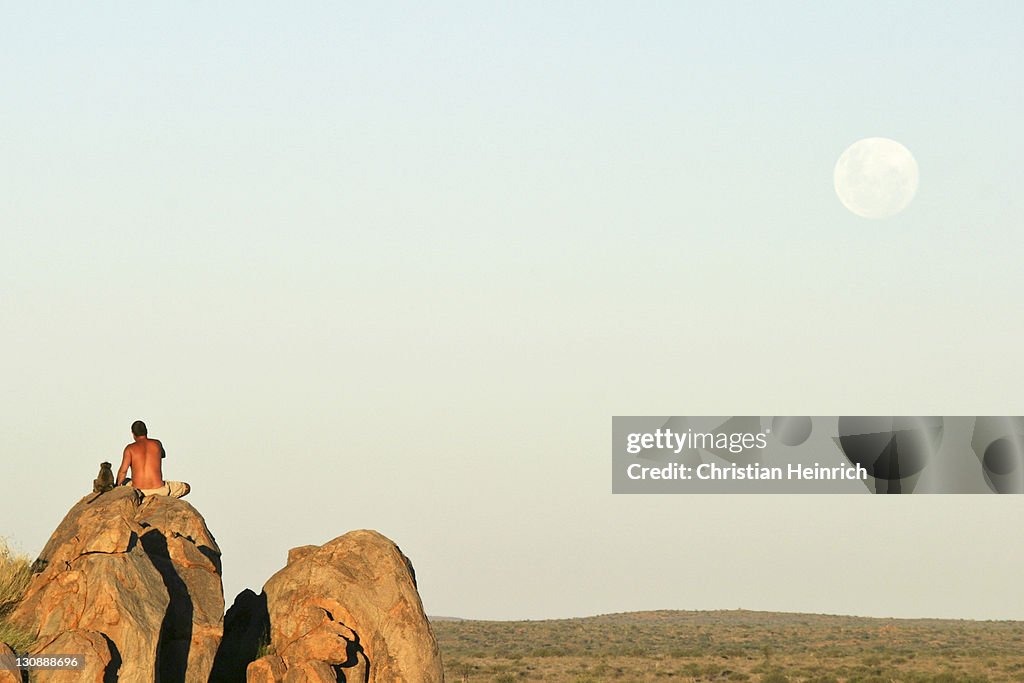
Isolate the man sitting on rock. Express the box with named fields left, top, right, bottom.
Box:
left=116, top=420, right=191, bottom=498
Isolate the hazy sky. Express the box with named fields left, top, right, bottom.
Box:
left=2, top=2, right=1023, bottom=621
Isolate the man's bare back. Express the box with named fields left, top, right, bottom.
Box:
left=117, top=435, right=165, bottom=489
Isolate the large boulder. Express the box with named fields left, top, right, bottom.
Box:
left=10, top=487, right=224, bottom=683
left=257, top=530, right=443, bottom=682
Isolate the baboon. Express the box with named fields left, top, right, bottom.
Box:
left=93, top=461, right=115, bottom=494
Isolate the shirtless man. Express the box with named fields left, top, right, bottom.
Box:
left=116, top=420, right=191, bottom=498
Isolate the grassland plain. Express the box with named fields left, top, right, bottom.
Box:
left=433, top=610, right=1024, bottom=683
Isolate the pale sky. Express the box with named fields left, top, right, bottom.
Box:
left=2, top=2, right=1023, bottom=621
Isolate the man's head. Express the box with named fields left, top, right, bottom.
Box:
left=131, top=420, right=148, bottom=438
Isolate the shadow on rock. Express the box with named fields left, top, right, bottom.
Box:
left=209, top=589, right=270, bottom=682
left=140, top=529, right=194, bottom=683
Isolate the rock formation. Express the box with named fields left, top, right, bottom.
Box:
left=9, top=487, right=224, bottom=683
left=10, top=490, right=440, bottom=681
left=221, top=530, right=443, bottom=682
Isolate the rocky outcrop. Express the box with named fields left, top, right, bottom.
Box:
left=11, top=491, right=440, bottom=682
left=218, top=532, right=442, bottom=683
left=10, top=487, right=224, bottom=682
left=229, top=530, right=443, bottom=682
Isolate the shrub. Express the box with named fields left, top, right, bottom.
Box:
left=0, top=620, right=33, bottom=653
left=0, top=538, right=33, bottom=652
left=0, top=539, right=32, bottom=618
left=254, top=627, right=274, bottom=658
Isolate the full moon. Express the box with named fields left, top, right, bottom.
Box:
left=834, top=137, right=919, bottom=219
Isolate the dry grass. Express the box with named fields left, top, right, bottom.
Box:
left=0, top=537, right=34, bottom=652
left=434, top=610, right=1024, bottom=682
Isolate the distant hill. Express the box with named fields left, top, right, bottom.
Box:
left=434, top=610, right=1023, bottom=682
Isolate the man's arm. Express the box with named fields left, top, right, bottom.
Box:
left=116, top=447, right=131, bottom=486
